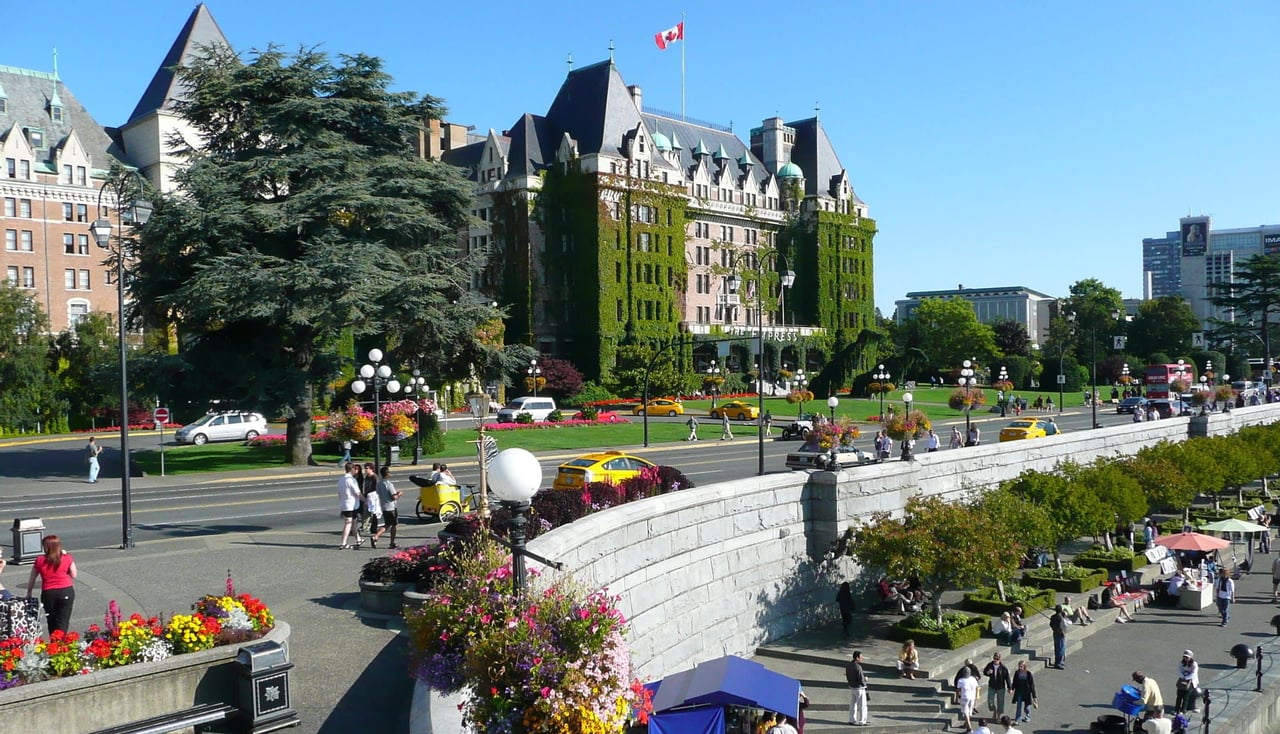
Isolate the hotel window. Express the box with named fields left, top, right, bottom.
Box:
left=25, top=129, right=43, bottom=149
left=68, top=301, right=89, bottom=328
left=63, top=165, right=73, bottom=183
left=63, top=203, right=74, bottom=221
left=4, top=230, right=13, bottom=250
left=78, top=269, right=89, bottom=290
left=51, top=104, right=63, bottom=123
left=76, top=166, right=86, bottom=186
left=21, top=266, right=34, bottom=288
left=19, top=199, right=31, bottom=218
left=20, top=231, right=32, bottom=251
left=5, top=266, right=16, bottom=285
left=3, top=198, right=13, bottom=216
left=64, top=234, right=75, bottom=254
left=4, top=158, right=12, bottom=178
left=76, top=204, right=87, bottom=222
left=18, top=160, right=29, bottom=179
left=77, top=234, right=89, bottom=254
left=64, top=269, right=76, bottom=289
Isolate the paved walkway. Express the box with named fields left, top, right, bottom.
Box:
left=756, top=550, right=1280, bottom=734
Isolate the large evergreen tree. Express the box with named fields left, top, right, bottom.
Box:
left=0, top=284, right=58, bottom=432
left=1208, top=254, right=1280, bottom=367
left=133, top=46, right=485, bottom=464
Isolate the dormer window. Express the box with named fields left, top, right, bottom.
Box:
left=0, top=98, right=7, bottom=115
left=51, top=105, right=63, bottom=123
left=24, top=128, right=44, bottom=149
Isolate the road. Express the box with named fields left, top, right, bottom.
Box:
left=0, top=404, right=1142, bottom=550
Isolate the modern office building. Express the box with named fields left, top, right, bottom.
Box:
left=894, top=285, right=1056, bottom=349
left=1142, top=216, right=1280, bottom=329
left=432, top=59, right=877, bottom=381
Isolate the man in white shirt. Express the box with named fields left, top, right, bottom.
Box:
left=765, top=714, right=798, bottom=734
left=1141, top=709, right=1173, bottom=734
left=337, top=462, right=364, bottom=549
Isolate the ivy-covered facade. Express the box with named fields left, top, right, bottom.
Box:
left=436, top=60, right=876, bottom=384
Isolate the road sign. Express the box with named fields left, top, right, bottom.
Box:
left=153, top=407, right=170, bottom=424
left=1057, top=374, right=1066, bottom=384
left=1192, top=331, right=1205, bottom=348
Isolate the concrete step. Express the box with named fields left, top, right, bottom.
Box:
left=801, top=710, right=952, bottom=734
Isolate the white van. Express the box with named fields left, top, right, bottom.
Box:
left=495, top=397, right=558, bottom=423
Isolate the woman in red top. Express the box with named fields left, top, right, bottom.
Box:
left=24, top=535, right=77, bottom=635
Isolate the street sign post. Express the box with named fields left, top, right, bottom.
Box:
left=153, top=407, right=170, bottom=476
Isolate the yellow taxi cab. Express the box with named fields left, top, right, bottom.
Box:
left=553, top=451, right=657, bottom=490
left=997, top=417, right=1064, bottom=442
left=633, top=398, right=685, bottom=417
left=708, top=400, right=759, bottom=421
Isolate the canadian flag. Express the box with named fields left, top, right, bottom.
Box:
left=654, top=22, right=684, bottom=50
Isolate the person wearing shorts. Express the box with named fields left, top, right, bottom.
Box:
left=337, top=463, right=364, bottom=549
left=372, top=466, right=403, bottom=549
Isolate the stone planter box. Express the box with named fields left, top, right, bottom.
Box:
left=0, top=622, right=289, bottom=734
left=1073, top=555, right=1145, bottom=574
left=360, top=579, right=413, bottom=615
left=403, top=589, right=430, bottom=614
left=1023, top=568, right=1108, bottom=593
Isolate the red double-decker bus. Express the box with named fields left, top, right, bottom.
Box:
left=1143, top=363, right=1197, bottom=399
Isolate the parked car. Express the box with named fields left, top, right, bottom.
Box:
left=785, top=445, right=878, bottom=471
left=1149, top=399, right=1192, bottom=419
left=552, top=451, right=656, bottom=490
left=779, top=412, right=820, bottom=441
left=632, top=398, right=684, bottom=417
left=708, top=400, right=759, bottom=421
left=175, top=411, right=268, bottom=445
left=1116, top=397, right=1150, bottom=414
left=998, top=417, right=1063, bottom=442
left=495, top=396, right=558, bottom=423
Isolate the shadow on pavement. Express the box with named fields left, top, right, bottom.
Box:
left=310, top=591, right=360, bottom=612
left=316, top=635, right=413, bottom=734
left=133, top=523, right=270, bottom=537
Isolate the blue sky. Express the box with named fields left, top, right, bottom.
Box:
left=10, top=2, right=1280, bottom=315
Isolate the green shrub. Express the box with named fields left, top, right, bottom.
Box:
left=1023, top=564, right=1107, bottom=593
left=962, top=585, right=1055, bottom=616
left=546, top=410, right=564, bottom=423
left=888, top=612, right=986, bottom=649
left=514, top=412, right=534, bottom=425
left=1073, top=547, right=1144, bottom=573
left=578, top=405, right=600, bottom=421
left=565, top=381, right=614, bottom=407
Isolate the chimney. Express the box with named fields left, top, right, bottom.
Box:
left=628, top=85, right=643, bottom=111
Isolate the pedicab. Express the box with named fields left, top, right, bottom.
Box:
left=408, top=474, right=464, bottom=521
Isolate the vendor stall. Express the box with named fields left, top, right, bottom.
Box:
left=649, top=655, right=800, bottom=734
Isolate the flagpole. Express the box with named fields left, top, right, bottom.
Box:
left=681, top=11, right=686, bottom=120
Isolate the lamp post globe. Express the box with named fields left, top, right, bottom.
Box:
left=827, top=395, right=839, bottom=422
left=488, top=448, right=543, bottom=598
left=902, top=391, right=913, bottom=415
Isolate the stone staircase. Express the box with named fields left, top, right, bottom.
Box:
left=752, top=582, right=1155, bottom=733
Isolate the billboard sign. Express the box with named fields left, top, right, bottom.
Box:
left=1181, top=217, right=1209, bottom=257
left=1264, top=233, right=1280, bottom=255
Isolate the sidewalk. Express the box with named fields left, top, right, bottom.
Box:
left=757, top=552, right=1280, bottom=733
left=1, top=515, right=444, bottom=733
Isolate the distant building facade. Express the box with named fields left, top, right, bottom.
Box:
left=894, top=285, right=1056, bottom=349
left=432, top=60, right=876, bottom=381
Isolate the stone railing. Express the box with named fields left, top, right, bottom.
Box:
left=0, top=622, right=290, bottom=734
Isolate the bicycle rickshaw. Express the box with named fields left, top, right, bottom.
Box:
left=407, top=476, right=480, bottom=521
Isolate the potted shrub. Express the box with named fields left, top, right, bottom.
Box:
left=1073, top=547, right=1145, bottom=573
left=888, top=611, right=987, bottom=649
left=961, top=584, right=1056, bottom=616
left=1023, top=564, right=1108, bottom=593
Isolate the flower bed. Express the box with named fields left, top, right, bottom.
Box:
left=887, top=612, right=987, bottom=650
left=961, top=585, right=1056, bottom=617
left=1072, top=548, right=1145, bottom=573
left=1022, top=564, right=1107, bottom=593
left=480, top=412, right=629, bottom=431
left=0, top=576, right=272, bottom=690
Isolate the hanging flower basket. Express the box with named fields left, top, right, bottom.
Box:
left=884, top=409, right=932, bottom=440
left=948, top=389, right=987, bottom=411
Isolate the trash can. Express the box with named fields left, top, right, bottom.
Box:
left=236, top=640, right=298, bottom=732
left=1111, top=684, right=1144, bottom=716
left=11, top=518, right=44, bottom=564
left=388, top=445, right=400, bottom=465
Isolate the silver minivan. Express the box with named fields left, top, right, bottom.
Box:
left=495, top=397, right=558, bottom=423
left=175, top=411, right=269, bottom=445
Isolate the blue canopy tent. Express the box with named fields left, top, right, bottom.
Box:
left=648, top=655, right=801, bottom=734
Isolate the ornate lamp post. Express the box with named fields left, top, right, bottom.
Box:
left=526, top=359, right=542, bottom=397
left=487, top=448, right=542, bottom=599
left=466, top=392, right=493, bottom=520
left=902, top=391, right=913, bottom=415
left=959, top=359, right=976, bottom=440
left=351, top=349, right=401, bottom=474
left=1121, top=363, right=1130, bottom=397
left=404, top=370, right=428, bottom=465
left=874, top=364, right=891, bottom=419
left=827, top=394, right=839, bottom=422
left=89, top=171, right=152, bottom=550
left=705, top=360, right=722, bottom=409
left=997, top=365, right=1010, bottom=416
left=794, top=368, right=808, bottom=416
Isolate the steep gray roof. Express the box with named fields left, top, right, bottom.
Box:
left=642, top=113, right=767, bottom=180
left=127, top=3, right=231, bottom=124
left=787, top=117, right=845, bottom=199
left=0, top=65, right=122, bottom=170
left=504, top=113, right=555, bottom=177
left=543, top=60, right=644, bottom=158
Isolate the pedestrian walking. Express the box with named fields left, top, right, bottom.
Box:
left=1270, top=555, right=1280, bottom=601
left=982, top=652, right=1011, bottom=718
left=845, top=650, right=869, bottom=726
left=371, top=466, right=403, bottom=549
left=955, top=666, right=979, bottom=732
left=836, top=581, right=856, bottom=637
left=365, top=471, right=384, bottom=548
left=339, top=438, right=352, bottom=465
left=360, top=463, right=378, bottom=534
left=949, top=426, right=963, bottom=449
left=1049, top=605, right=1067, bottom=669
left=967, top=424, right=981, bottom=447
left=24, top=535, right=77, bottom=635
left=1000, top=713, right=1025, bottom=734
left=720, top=412, right=733, bottom=441
left=1214, top=567, right=1235, bottom=627
left=85, top=436, right=102, bottom=483
left=337, top=463, right=365, bottom=549
left=1010, top=661, right=1036, bottom=723
left=685, top=416, right=699, bottom=441
left=1174, top=650, right=1199, bottom=714
left=763, top=410, right=773, bottom=437
left=1259, top=514, right=1272, bottom=553
left=925, top=429, right=939, bottom=452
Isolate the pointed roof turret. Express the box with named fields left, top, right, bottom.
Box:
left=736, top=152, right=753, bottom=169
left=668, top=129, right=683, bottom=150
left=691, top=139, right=710, bottom=158
left=713, top=143, right=729, bottom=161
left=127, top=3, right=231, bottom=123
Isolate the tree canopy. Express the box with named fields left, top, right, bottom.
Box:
left=895, top=298, right=997, bottom=378
left=1127, top=296, right=1198, bottom=360
left=1208, top=254, right=1280, bottom=362
left=132, top=46, right=488, bottom=464
left=0, top=284, right=58, bottom=432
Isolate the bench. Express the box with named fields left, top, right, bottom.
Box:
left=89, top=702, right=236, bottom=734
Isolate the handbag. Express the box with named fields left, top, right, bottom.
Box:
left=1176, top=678, right=1192, bottom=692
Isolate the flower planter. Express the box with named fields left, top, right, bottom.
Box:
left=359, top=580, right=413, bottom=615
left=402, top=589, right=431, bottom=614
left=961, top=587, right=1056, bottom=617
left=887, top=616, right=986, bottom=649
left=1022, top=568, right=1108, bottom=593
left=1073, top=555, right=1145, bottom=574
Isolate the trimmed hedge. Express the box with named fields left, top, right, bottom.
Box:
left=1073, top=549, right=1145, bottom=574
left=962, top=587, right=1056, bottom=617
left=887, top=615, right=987, bottom=650
left=1023, top=566, right=1107, bottom=593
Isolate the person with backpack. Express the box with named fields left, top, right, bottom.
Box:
left=845, top=650, right=869, bottom=726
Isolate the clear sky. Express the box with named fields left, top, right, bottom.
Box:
left=10, top=1, right=1280, bottom=316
